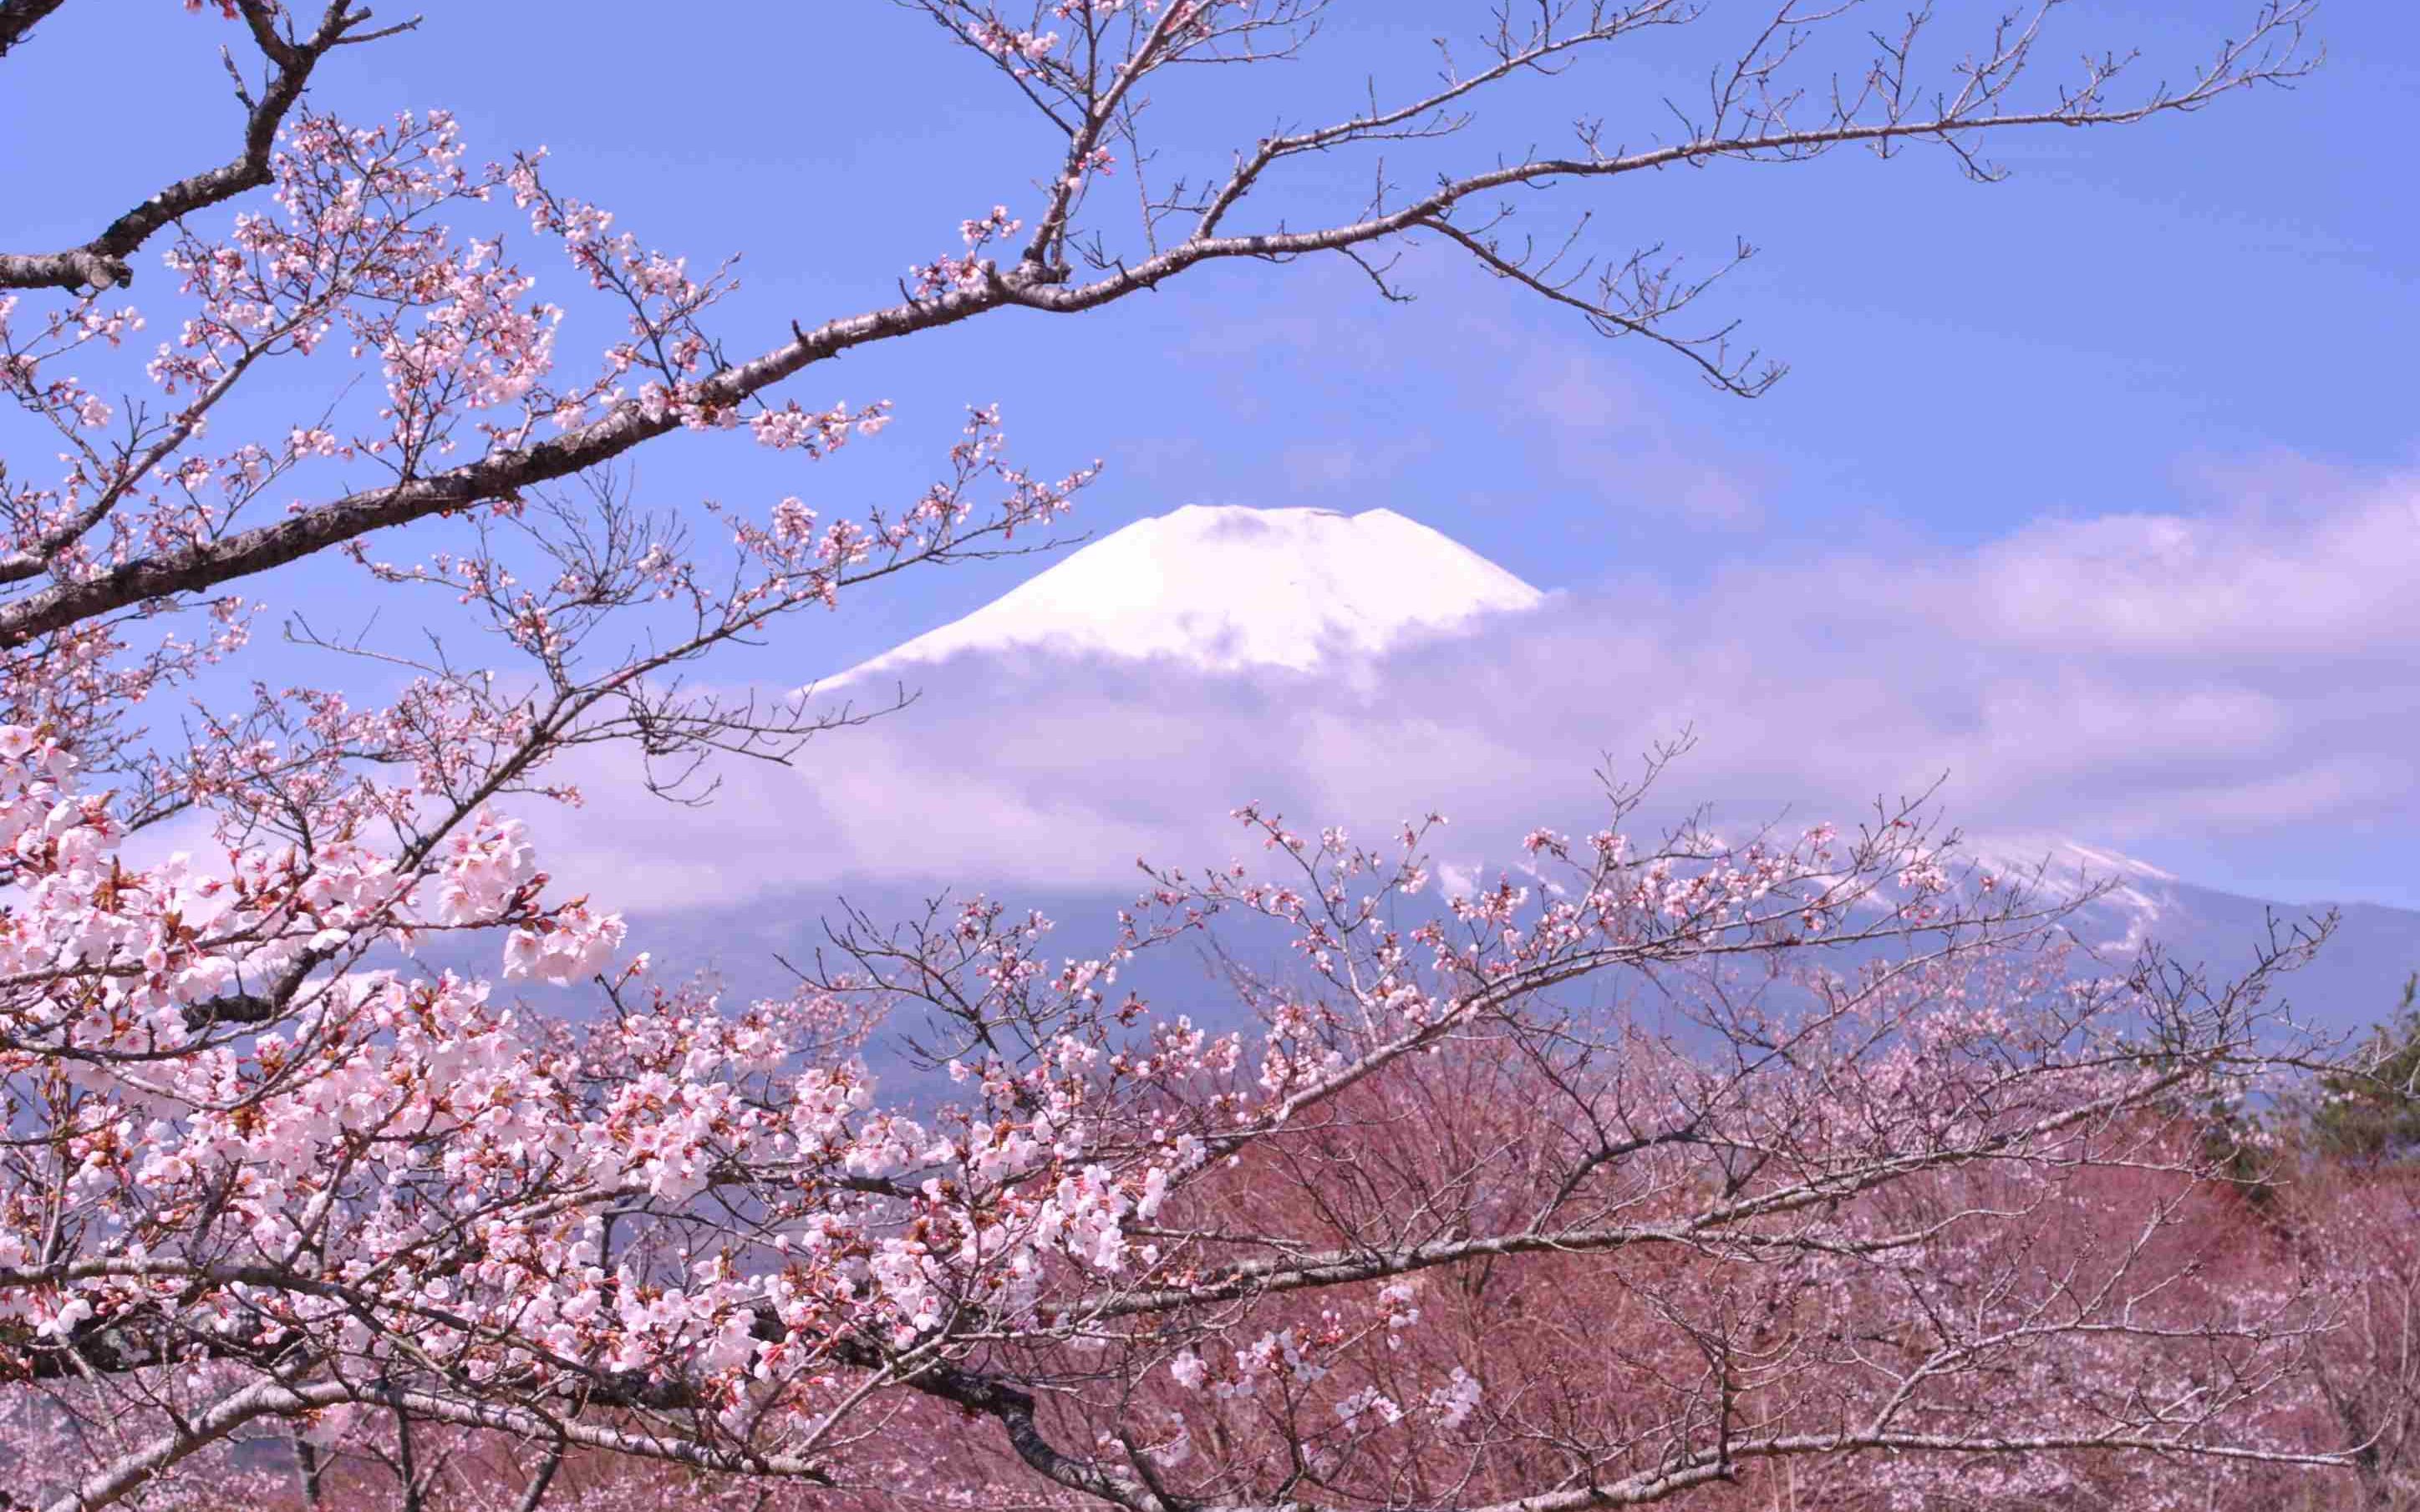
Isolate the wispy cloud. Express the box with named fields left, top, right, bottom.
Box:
left=1497, top=346, right=1769, bottom=527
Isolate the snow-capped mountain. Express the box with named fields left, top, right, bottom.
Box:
left=831, top=504, right=1543, bottom=682
left=698, top=505, right=2419, bottom=1035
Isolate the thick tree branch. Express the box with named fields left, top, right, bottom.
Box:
left=0, top=1, right=416, bottom=293
left=0, top=0, right=67, bottom=58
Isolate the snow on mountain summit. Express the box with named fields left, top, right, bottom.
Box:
left=1965, top=835, right=2183, bottom=954
left=834, top=505, right=1544, bottom=680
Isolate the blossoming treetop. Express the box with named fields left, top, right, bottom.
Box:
left=0, top=3, right=2358, bottom=1510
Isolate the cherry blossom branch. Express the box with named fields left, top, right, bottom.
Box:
left=0, top=3, right=2316, bottom=647
left=0, top=6, right=2362, bottom=1507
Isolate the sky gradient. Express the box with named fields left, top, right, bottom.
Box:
left=4, top=1, right=2413, bottom=907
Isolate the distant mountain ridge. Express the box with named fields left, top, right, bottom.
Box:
left=1975, top=846, right=2419, bottom=1034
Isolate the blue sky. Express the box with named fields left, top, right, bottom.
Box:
left=4, top=2, right=2415, bottom=906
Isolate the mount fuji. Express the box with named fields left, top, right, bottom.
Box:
left=679, top=505, right=2417, bottom=1035
left=829, top=505, right=1545, bottom=682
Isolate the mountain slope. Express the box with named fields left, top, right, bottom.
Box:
left=1995, top=854, right=2418, bottom=1033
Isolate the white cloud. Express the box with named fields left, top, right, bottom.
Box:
left=1899, top=488, right=2420, bottom=656
left=532, top=467, right=2420, bottom=915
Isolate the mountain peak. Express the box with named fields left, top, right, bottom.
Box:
left=833, top=505, right=1544, bottom=680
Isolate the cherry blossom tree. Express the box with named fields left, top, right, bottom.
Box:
left=2286, top=1168, right=2420, bottom=1510
left=0, top=2, right=2363, bottom=1509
